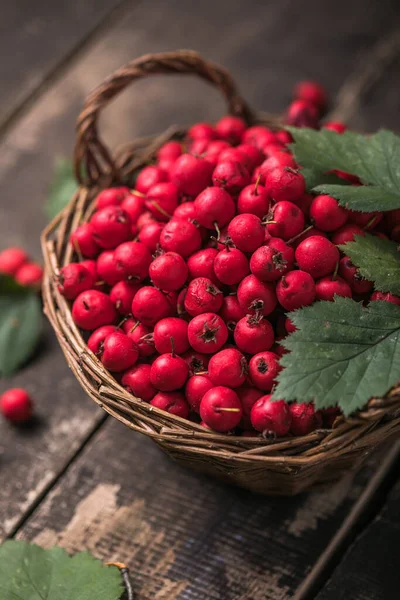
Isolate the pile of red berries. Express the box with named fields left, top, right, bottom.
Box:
left=59, top=80, right=400, bottom=437
left=0, top=247, right=43, bottom=288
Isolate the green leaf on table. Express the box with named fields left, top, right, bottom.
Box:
left=0, top=540, right=124, bottom=600
left=272, top=298, right=400, bottom=416
left=0, top=285, right=42, bottom=376
left=45, top=158, right=77, bottom=220
left=288, top=128, right=400, bottom=211
left=340, top=234, right=400, bottom=295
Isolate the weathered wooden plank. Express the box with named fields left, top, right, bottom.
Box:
left=0, top=0, right=126, bottom=129
left=18, top=418, right=382, bottom=600
left=2, top=0, right=400, bottom=556
left=316, top=469, right=400, bottom=600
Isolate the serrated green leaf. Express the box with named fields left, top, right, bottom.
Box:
left=301, top=168, right=350, bottom=191
left=340, top=234, right=400, bottom=295
left=289, top=128, right=400, bottom=211
left=0, top=540, right=124, bottom=600
left=45, top=158, right=77, bottom=220
left=0, top=291, right=42, bottom=376
left=272, top=298, right=400, bottom=416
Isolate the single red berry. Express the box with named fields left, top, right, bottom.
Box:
left=228, top=214, right=265, bottom=253
left=200, top=386, right=242, bottom=432
left=260, top=153, right=296, bottom=175
left=114, top=241, right=152, bottom=282
left=217, top=147, right=252, bottom=171
left=172, top=154, right=213, bottom=197
left=331, top=224, right=365, bottom=246
left=190, top=137, right=210, bottom=157
left=138, top=221, right=164, bottom=252
left=315, top=275, right=352, bottom=301
left=95, top=187, right=130, bottom=209
left=208, top=348, right=247, bottom=388
left=153, top=317, right=189, bottom=354
left=0, top=388, right=33, bottom=423
left=295, top=236, right=340, bottom=278
left=150, top=391, right=189, bottom=418
left=266, top=201, right=305, bottom=240
left=57, top=263, right=96, bottom=300
left=173, top=202, right=196, bottom=222
left=370, top=291, right=400, bottom=306
left=286, top=100, right=319, bottom=128
left=121, top=193, right=145, bottom=224
left=339, top=256, right=373, bottom=294
left=243, top=126, right=277, bottom=149
left=237, top=184, right=269, bottom=218
left=348, top=210, right=382, bottom=231
left=75, top=259, right=98, bottom=283
left=294, top=80, right=327, bottom=111
left=285, top=317, right=297, bottom=334
left=132, top=287, right=173, bottom=326
left=309, top=195, right=348, bottom=231
left=185, top=375, right=214, bottom=412
left=236, top=386, right=263, bottom=428
left=15, top=263, right=43, bottom=287
left=213, top=248, right=249, bottom=285
left=219, top=296, right=245, bottom=330
left=276, top=130, right=293, bottom=145
left=145, top=182, right=179, bottom=221
left=0, top=247, right=28, bottom=275
left=187, top=248, right=218, bottom=284
left=237, top=275, right=277, bottom=316
left=194, top=187, right=235, bottom=229
left=100, top=330, right=138, bottom=372
left=188, top=122, right=217, bottom=141
left=187, top=312, right=228, bottom=354
left=289, top=402, right=323, bottom=436
left=90, top=206, right=131, bottom=249
left=157, top=141, right=182, bottom=161
left=109, top=281, right=140, bottom=315
left=184, top=277, right=223, bottom=316
left=249, top=352, right=281, bottom=392
left=182, top=350, right=210, bottom=374
left=276, top=270, right=316, bottom=311
left=72, top=290, right=117, bottom=330
left=87, top=325, right=117, bottom=356
left=250, top=238, right=294, bottom=281
left=250, top=395, right=291, bottom=436
left=96, top=251, right=124, bottom=286
left=212, top=160, right=250, bottom=195
left=234, top=314, right=275, bottom=354
left=160, top=219, right=202, bottom=257
left=150, top=351, right=189, bottom=391
left=215, top=115, right=246, bottom=144
left=236, top=144, right=264, bottom=169
left=123, top=319, right=155, bottom=357
left=149, top=252, right=188, bottom=291
left=70, top=224, right=100, bottom=258
left=323, top=121, right=347, bottom=133
left=136, top=166, right=167, bottom=194
left=121, top=363, right=156, bottom=401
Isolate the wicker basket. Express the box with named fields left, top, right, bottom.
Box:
left=41, top=50, right=400, bottom=495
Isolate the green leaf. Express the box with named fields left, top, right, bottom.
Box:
left=301, top=168, right=350, bottom=191
left=289, top=128, right=400, bottom=211
left=0, top=540, right=124, bottom=600
left=272, top=298, right=400, bottom=416
left=0, top=290, right=42, bottom=376
left=0, top=274, right=27, bottom=294
left=45, top=158, right=77, bottom=220
left=340, top=234, right=400, bottom=295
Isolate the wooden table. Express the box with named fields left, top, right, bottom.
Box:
left=1, top=1, right=400, bottom=598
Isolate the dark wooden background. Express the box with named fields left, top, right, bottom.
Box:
left=1, top=1, right=400, bottom=598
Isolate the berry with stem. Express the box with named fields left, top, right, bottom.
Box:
left=160, top=219, right=202, bottom=257
left=187, top=312, right=228, bottom=354
left=228, top=214, right=265, bottom=253
left=138, top=221, right=164, bottom=252
left=121, top=363, right=156, bottom=401
left=153, top=317, right=189, bottom=354
left=101, top=330, right=139, bottom=372
left=237, top=275, right=277, bottom=316
left=87, top=325, right=117, bottom=356
left=123, top=319, right=155, bottom=357
left=150, top=392, right=189, bottom=418
left=295, top=236, right=340, bottom=278
left=200, top=387, right=243, bottom=432
left=149, top=252, right=188, bottom=291
left=250, top=238, right=294, bottom=281
left=266, top=201, right=305, bottom=241
left=213, top=248, right=249, bottom=285
left=57, top=263, right=96, bottom=300
left=172, top=154, right=213, bottom=197
left=95, top=186, right=130, bottom=209
left=251, top=395, right=291, bottom=436
left=234, top=314, right=275, bottom=353
left=70, top=224, right=100, bottom=258
left=72, top=290, right=117, bottom=330
left=237, top=183, right=270, bottom=218
left=184, top=277, right=223, bottom=316
left=315, top=275, right=352, bottom=301
left=212, top=160, right=250, bottom=195
left=185, top=375, right=214, bottom=413
left=187, top=248, right=219, bottom=284
left=194, top=187, right=235, bottom=229
left=96, top=251, right=125, bottom=286
left=249, top=351, right=281, bottom=391
left=338, top=257, right=373, bottom=294
left=132, top=287, right=173, bottom=326
left=110, top=281, right=140, bottom=315
left=114, top=241, right=152, bottom=282
left=121, top=193, right=145, bottom=224
left=90, top=206, right=131, bottom=249
left=145, top=182, right=179, bottom=221
left=265, top=167, right=306, bottom=203
left=150, top=345, right=189, bottom=391
left=276, top=270, right=316, bottom=311
left=219, top=295, right=245, bottom=331
left=289, top=402, right=323, bottom=436
left=208, top=348, right=248, bottom=388
left=309, top=195, right=348, bottom=231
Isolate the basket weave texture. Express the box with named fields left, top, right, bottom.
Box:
left=41, top=50, right=400, bottom=495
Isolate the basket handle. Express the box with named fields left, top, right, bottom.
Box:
left=74, top=50, right=255, bottom=186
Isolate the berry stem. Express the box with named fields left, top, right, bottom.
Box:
left=151, top=201, right=172, bottom=219
left=254, top=174, right=262, bottom=195
left=216, top=407, right=241, bottom=413
left=287, top=224, right=314, bottom=245
left=131, top=189, right=145, bottom=198
left=170, top=336, right=176, bottom=357
left=72, top=238, right=83, bottom=262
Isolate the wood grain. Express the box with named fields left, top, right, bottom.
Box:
left=0, top=0, right=126, bottom=130
left=18, top=419, right=382, bottom=600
